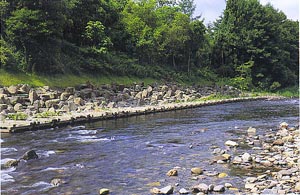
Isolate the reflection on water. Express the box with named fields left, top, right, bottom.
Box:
left=1, top=99, right=299, bottom=194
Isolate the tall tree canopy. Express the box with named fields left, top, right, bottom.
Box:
left=0, top=0, right=298, bottom=89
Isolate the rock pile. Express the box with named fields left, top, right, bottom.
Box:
left=0, top=83, right=241, bottom=121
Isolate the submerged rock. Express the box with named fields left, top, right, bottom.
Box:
left=51, top=178, right=64, bottom=187
left=166, top=169, right=178, bottom=177
left=191, top=167, right=203, bottom=175
left=4, top=159, right=19, bottom=167
left=99, top=188, right=110, bottom=195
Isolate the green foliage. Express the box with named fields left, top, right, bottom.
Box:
left=211, top=0, right=298, bottom=88
left=35, top=111, right=61, bottom=118
left=269, top=81, right=281, bottom=91
left=0, top=0, right=298, bottom=91
left=230, top=61, right=253, bottom=90
left=7, top=112, right=28, bottom=120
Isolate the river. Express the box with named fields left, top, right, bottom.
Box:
left=1, top=99, right=299, bottom=194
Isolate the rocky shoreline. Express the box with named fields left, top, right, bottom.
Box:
left=0, top=83, right=279, bottom=133
left=149, top=122, right=300, bottom=194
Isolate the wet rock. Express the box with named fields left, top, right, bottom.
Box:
left=225, top=140, right=239, bottom=147
left=51, top=178, right=64, bottom=187
left=192, top=183, right=208, bottom=193
left=159, top=185, right=174, bottom=194
left=22, top=150, right=38, bottom=160
left=179, top=188, right=189, bottom=194
left=166, top=169, right=178, bottom=177
left=225, top=183, right=233, bottom=188
left=213, top=185, right=225, bottom=192
left=4, top=159, right=19, bottom=167
left=99, top=188, right=110, bottom=195
left=208, top=184, right=214, bottom=191
left=191, top=167, right=203, bottom=175
left=150, top=187, right=161, bottom=194
left=218, top=172, right=227, bottom=178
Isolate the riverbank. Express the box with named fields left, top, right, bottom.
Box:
left=150, top=121, right=300, bottom=194
left=0, top=83, right=284, bottom=133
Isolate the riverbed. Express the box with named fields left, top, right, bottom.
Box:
left=1, top=99, right=299, bottom=194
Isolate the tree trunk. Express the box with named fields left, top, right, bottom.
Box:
left=172, top=54, right=176, bottom=69
left=187, top=51, right=191, bottom=75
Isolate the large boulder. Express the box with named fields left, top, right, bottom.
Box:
left=4, top=159, right=20, bottom=167
left=13, top=103, right=23, bottom=112
left=7, top=85, right=19, bottom=95
left=45, top=99, right=60, bottom=108
left=18, top=84, right=30, bottom=94
left=0, top=94, right=8, bottom=104
left=29, top=90, right=38, bottom=105
left=22, top=150, right=38, bottom=160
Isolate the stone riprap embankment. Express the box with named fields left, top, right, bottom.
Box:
left=0, top=83, right=275, bottom=133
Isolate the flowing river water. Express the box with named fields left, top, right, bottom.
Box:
left=1, top=99, right=299, bottom=195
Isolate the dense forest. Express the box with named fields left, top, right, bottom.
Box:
left=0, top=0, right=299, bottom=90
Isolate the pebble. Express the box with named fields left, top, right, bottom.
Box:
left=225, top=140, right=239, bottom=147
left=166, top=169, right=178, bottom=177
left=224, top=183, right=233, bottom=188
left=159, top=185, right=174, bottom=194
left=218, top=172, right=227, bottom=178
left=179, top=188, right=189, bottom=194
left=232, top=156, right=242, bottom=164
left=192, top=183, right=208, bottom=193
left=241, top=152, right=252, bottom=162
left=213, top=185, right=225, bottom=192
left=191, top=167, right=203, bottom=175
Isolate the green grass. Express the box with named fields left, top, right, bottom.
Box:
left=276, top=86, right=299, bottom=98
left=0, top=69, right=157, bottom=87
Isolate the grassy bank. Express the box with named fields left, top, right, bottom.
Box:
left=0, top=69, right=298, bottom=98
left=0, top=69, right=156, bottom=87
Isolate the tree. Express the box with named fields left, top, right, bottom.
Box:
left=211, top=0, right=299, bottom=88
